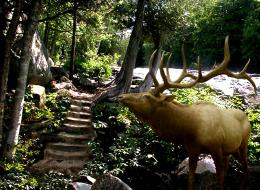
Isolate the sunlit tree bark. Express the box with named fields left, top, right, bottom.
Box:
left=0, top=0, right=23, bottom=156
left=131, top=46, right=161, bottom=93
left=69, top=0, right=77, bottom=81
left=95, top=0, right=146, bottom=101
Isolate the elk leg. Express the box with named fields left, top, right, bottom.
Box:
left=239, top=145, right=249, bottom=190
left=212, top=152, right=225, bottom=190
left=223, top=155, right=230, bottom=172
left=188, top=154, right=198, bottom=190
left=239, top=144, right=249, bottom=175
left=233, top=144, right=249, bottom=190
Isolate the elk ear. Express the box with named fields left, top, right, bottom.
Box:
left=144, top=93, right=159, bottom=102
left=164, top=95, right=175, bottom=102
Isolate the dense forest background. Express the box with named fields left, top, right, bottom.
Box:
left=37, top=0, right=260, bottom=72
left=0, top=0, right=260, bottom=189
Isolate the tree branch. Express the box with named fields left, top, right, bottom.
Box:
left=39, top=9, right=73, bottom=22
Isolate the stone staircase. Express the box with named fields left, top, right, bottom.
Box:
left=32, top=93, right=97, bottom=174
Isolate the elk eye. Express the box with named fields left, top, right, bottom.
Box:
left=143, top=94, right=152, bottom=99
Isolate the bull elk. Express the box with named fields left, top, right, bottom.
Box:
left=118, top=36, right=257, bottom=190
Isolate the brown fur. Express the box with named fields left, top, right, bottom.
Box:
left=118, top=92, right=250, bottom=190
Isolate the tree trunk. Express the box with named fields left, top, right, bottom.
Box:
left=4, top=0, right=42, bottom=160
left=0, top=0, right=23, bottom=155
left=95, top=0, right=145, bottom=102
left=131, top=21, right=162, bottom=93
left=43, top=20, right=49, bottom=47
left=131, top=46, right=161, bottom=93
left=69, top=0, right=77, bottom=81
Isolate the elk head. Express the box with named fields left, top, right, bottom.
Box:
left=118, top=36, right=257, bottom=190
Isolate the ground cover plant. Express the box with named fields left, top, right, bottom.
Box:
left=0, top=89, right=71, bottom=190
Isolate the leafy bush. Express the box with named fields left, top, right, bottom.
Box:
left=37, top=171, right=71, bottom=190
left=76, top=51, right=120, bottom=83
left=44, top=92, right=70, bottom=129
left=0, top=162, right=38, bottom=190
left=1, top=88, right=71, bottom=189
left=23, top=89, right=54, bottom=122
left=246, top=108, right=260, bottom=165
left=0, top=162, right=71, bottom=190
left=23, top=89, right=70, bottom=129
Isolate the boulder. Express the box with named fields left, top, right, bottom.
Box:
left=50, top=66, right=69, bottom=81
left=28, top=31, right=53, bottom=85
left=176, top=155, right=216, bottom=175
left=9, top=30, right=53, bottom=87
left=68, top=174, right=132, bottom=190
left=52, top=81, right=77, bottom=91
left=91, top=174, right=132, bottom=190
left=122, top=166, right=174, bottom=190
left=174, top=155, right=218, bottom=190
left=67, top=182, right=91, bottom=190
left=28, top=84, right=46, bottom=109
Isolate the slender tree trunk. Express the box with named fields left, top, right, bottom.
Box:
left=43, top=20, right=49, bottom=47
left=0, top=0, right=23, bottom=155
left=4, top=0, right=42, bottom=160
left=132, top=27, right=162, bottom=93
left=49, top=29, right=58, bottom=57
left=95, top=0, right=145, bottom=102
left=69, top=0, right=77, bottom=81
left=131, top=46, right=161, bottom=93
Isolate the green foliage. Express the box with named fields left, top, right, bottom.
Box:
left=92, top=101, right=133, bottom=130
left=242, top=7, right=260, bottom=68
left=82, top=124, right=182, bottom=177
left=0, top=162, right=38, bottom=190
left=76, top=51, right=119, bottom=82
left=23, top=89, right=70, bottom=129
left=44, top=92, right=70, bottom=129
left=23, top=89, right=53, bottom=122
left=37, top=171, right=71, bottom=190
left=246, top=108, right=260, bottom=164
left=15, top=137, right=41, bottom=165
left=0, top=89, right=71, bottom=189
left=157, top=0, right=260, bottom=71
left=0, top=163, right=71, bottom=190
left=172, top=86, right=230, bottom=109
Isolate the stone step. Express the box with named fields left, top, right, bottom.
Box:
left=70, top=99, right=92, bottom=107
left=46, top=142, right=89, bottom=152
left=31, top=159, right=86, bottom=175
left=70, top=105, right=91, bottom=112
left=58, top=132, right=96, bottom=143
left=65, top=117, right=92, bottom=125
left=44, top=147, right=90, bottom=160
left=63, top=123, right=93, bottom=133
left=31, top=92, right=96, bottom=175
left=67, top=111, right=91, bottom=119
left=72, top=94, right=92, bottom=100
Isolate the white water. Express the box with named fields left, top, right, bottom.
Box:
left=133, top=68, right=260, bottom=104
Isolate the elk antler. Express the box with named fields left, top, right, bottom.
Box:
left=150, top=46, right=202, bottom=96
left=197, top=36, right=257, bottom=94
left=150, top=36, right=257, bottom=96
